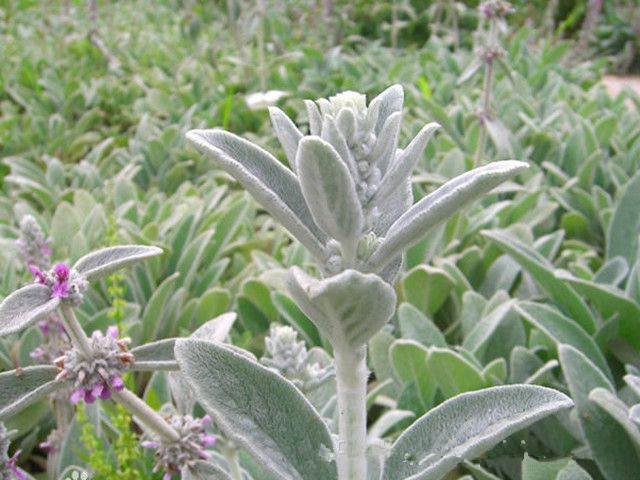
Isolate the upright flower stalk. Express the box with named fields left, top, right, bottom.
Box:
left=187, top=85, right=527, bottom=479
left=474, top=0, right=513, bottom=166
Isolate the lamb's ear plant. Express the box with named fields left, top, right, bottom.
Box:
left=183, top=85, right=573, bottom=480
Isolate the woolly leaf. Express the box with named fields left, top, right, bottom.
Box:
left=73, top=245, right=163, bottom=281
left=0, top=366, right=65, bottom=419
left=175, top=339, right=337, bottom=480
left=287, top=267, right=396, bottom=349
left=186, top=129, right=327, bottom=258
left=381, top=385, right=572, bottom=480
left=297, top=136, right=363, bottom=244
left=0, top=284, right=60, bottom=337
left=368, top=161, right=527, bottom=272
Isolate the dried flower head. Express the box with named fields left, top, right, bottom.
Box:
left=0, top=423, right=24, bottom=480
left=16, top=215, right=50, bottom=270
left=29, top=263, right=88, bottom=305
left=142, top=414, right=216, bottom=480
left=55, top=326, right=133, bottom=404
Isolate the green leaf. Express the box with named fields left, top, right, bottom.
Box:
left=482, top=229, right=595, bottom=333
left=0, top=366, right=64, bottom=419
left=426, top=347, right=486, bottom=398
left=73, top=245, right=163, bottom=281
left=142, top=272, right=180, bottom=342
left=381, top=385, right=572, bottom=480
left=397, top=303, right=446, bottom=348
left=272, top=292, right=322, bottom=346
left=402, top=266, right=454, bottom=317
left=463, top=299, right=515, bottom=356
left=297, top=136, right=363, bottom=244
left=559, top=344, right=640, bottom=479
left=175, top=339, right=337, bottom=480
left=607, top=172, right=640, bottom=266
left=287, top=267, right=396, bottom=349
left=515, top=302, right=611, bottom=380
left=556, top=270, right=640, bottom=350
left=522, top=453, right=591, bottom=480
left=390, top=340, right=436, bottom=411
left=0, top=284, right=60, bottom=337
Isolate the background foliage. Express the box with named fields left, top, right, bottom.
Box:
left=1, top=0, right=640, bottom=478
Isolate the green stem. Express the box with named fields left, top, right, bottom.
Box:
left=334, top=345, right=368, bottom=480
left=112, top=389, right=180, bottom=442
left=221, top=443, right=243, bottom=480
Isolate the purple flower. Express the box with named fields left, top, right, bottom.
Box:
left=51, top=281, right=69, bottom=299
left=53, top=263, right=69, bottom=282
left=143, top=414, right=217, bottom=478
left=29, top=265, right=47, bottom=284
left=7, top=450, right=25, bottom=480
left=56, top=327, right=133, bottom=405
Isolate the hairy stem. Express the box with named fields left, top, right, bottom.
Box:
left=334, top=345, right=368, bottom=480
left=60, top=304, right=93, bottom=357
left=112, top=389, right=180, bottom=442
left=474, top=19, right=497, bottom=167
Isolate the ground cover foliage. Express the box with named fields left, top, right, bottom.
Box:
left=1, top=1, right=640, bottom=479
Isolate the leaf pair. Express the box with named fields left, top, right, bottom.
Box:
left=176, top=339, right=573, bottom=480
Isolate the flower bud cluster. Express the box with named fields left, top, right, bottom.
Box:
left=142, top=414, right=216, bottom=480
left=16, top=215, right=51, bottom=270
left=30, top=263, right=88, bottom=305
left=315, top=91, right=383, bottom=208
left=261, top=324, right=333, bottom=391
left=0, top=423, right=24, bottom=480
left=55, top=326, right=133, bottom=404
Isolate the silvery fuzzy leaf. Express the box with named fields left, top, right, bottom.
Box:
left=0, top=284, right=60, bottom=337
left=287, top=267, right=396, bottom=349
left=131, top=339, right=178, bottom=371
left=630, top=405, right=640, bottom=426
left=0, top=366, right=65, bottom=420
left=559, top=344, right=640, bottom=478
left=368, top=84, right=404, bottom=135
left=372, top=123, right=440, bottom=207
left=336, top=108, right=357, bottom=142
left=297, top=137, right=364, bottom=244
left=588, top=388, right=640, bottom=448
left=457, top=57, right=483, bottom=85
left=320, top=116, right=358, bottom=178
left=73, top=245, right=163, bottom=281
left=269, top=107, right=303, bottom=173
left=305, top=100, right=322, bottom=136
left=378, top=254, right=404, bottom=284
left=367, top=161, right=528, bottom=272
left=381, top=385, right=572, bottom=480
left=192, top=312, right=237, bottom=342
left=371, top=111, right=402, bottom=174
left=175, top=339, right=337, bottom=480
left=186, top=129, right=327, bottom=259
left=182, top=460, right=232, bottom=480
left=374, top=174, right=413, bottom=237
